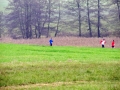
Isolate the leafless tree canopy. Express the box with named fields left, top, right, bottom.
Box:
left=0, top=0, right=120, bottom=38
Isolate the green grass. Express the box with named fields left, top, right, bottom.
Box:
left=0, top=43, right=120, bottom=90
left=0, top=43, right=120, bottom=62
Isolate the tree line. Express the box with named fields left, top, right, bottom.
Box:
left=0, top=0, right=120, bottom=39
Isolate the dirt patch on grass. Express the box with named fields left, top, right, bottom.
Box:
left=0, top=81, right=89, bottom=90
left=0, top=37, right=120, bottom=48
left=1, top=81, right=119, bottom=90
left=0, top=82, right=69, bottom=89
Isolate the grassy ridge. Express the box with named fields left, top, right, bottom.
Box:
left=0, top=44, right=120, bottom=89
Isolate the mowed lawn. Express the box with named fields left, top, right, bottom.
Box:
left=0, top=43, right=120, bottom=90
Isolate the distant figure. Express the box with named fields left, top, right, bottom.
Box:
left=100, top=39, right=106, bottom=48
left=111, top=40, right=115, bottom=48
left=49, top=38, right=53, bottom=46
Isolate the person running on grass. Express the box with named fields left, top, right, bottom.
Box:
left=100, top=39, right=106, bottom=48
left=49, top=38, right=53, bottom=46
left=111, top=40, right=115, bottom=48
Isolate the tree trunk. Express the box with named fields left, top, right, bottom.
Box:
left=55, top=1, right=61, bottom=37
left=0, top=12, right=2, bottom=38
left=77, top=2, right=81, bottom=37
left=25, top=3, right=29, bottom=39
left=35, top=26, right=38, bottom=38
left=40, top=16, right=47, bottom=38
left=87, top=0, right=92, bottom=37
left=38, top=22, right=41, bottom=38
left=98, top=0, right=100, bottom=37
left=117, top=0, right=120, bottom=21
left=47, top=0, right=51, bottom=38
left=18, top=11, right=24, bottom=38
left=29, top=3, right=32, bottom=39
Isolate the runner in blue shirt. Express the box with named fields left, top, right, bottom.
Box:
left=49, top=38, right=53, bottom=46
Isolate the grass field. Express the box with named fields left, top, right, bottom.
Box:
left=0, top=43, right=120, bottom=90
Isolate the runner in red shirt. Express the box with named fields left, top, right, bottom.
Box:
left=111, top=40, right=115, bottom=48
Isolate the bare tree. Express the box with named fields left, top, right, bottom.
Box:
left=24, top=0, right=33, bottom=39
left=55, top=0, right=61, bottom=37
left=6, top=0, right=49, bottom=38
left=6, top=0, right=33, bottom=39
left=113, top=0, right=120, bottom=21
left=116, top=0, right=120, bottom=21
left=46, top=0, right=51, bottom=38
left=98, top=0, right=101, bottom=37
left=4, top=0, right=120, bottom=38
left=0, top=12, right=3, bottom=38
left=112, top=0, right=120, bottom=37
left=76, top=0, right=82, bottom=37
left=87, top=0, right=92, bottom=37
left=32, top=0, right=48, bottom=38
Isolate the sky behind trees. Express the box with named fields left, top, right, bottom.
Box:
left=0, top=0, right=8, bottom=11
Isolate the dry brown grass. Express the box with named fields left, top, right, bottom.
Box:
left=0, top=81, right=98, bottom=90
left=0, top=37, right=120, bottom=48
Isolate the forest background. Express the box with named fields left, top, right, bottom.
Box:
left=0, top=0, right=120, bottom=39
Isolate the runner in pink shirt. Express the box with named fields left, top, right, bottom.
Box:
left=100, top=39, right=106, bottom=48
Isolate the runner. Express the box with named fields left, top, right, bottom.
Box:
left=100, top=39, right=106, bottom=48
